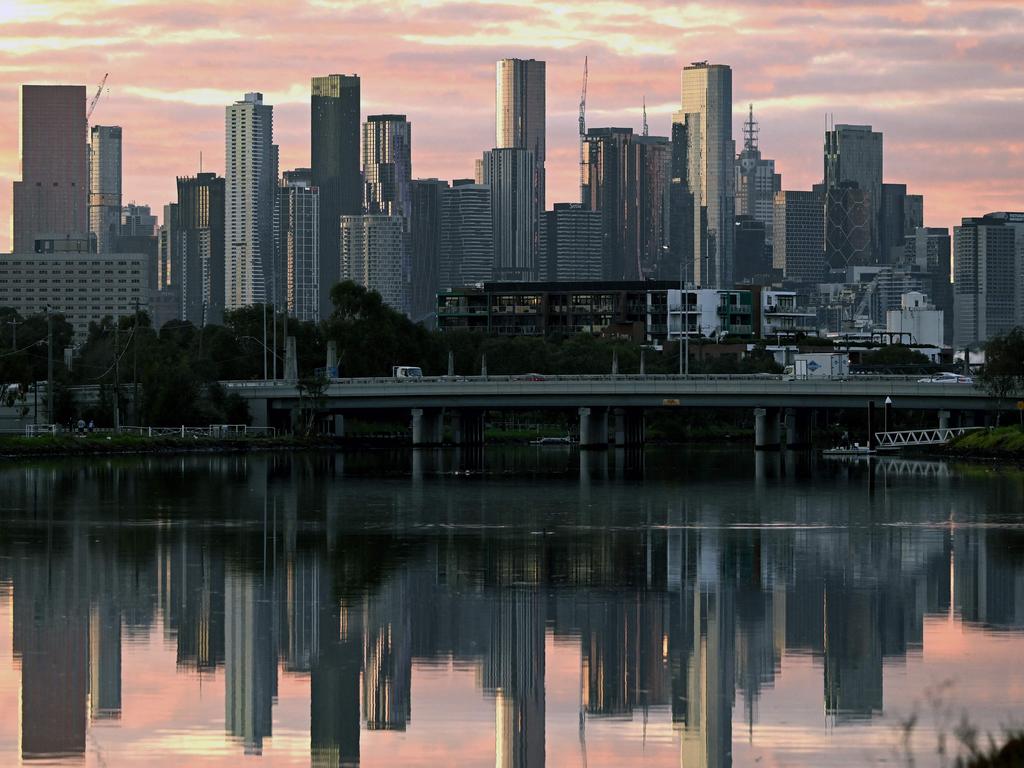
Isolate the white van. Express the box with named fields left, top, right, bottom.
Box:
left=392, top=366, right=423, bottom=379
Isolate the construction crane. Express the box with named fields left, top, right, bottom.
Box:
left=87, top=73, right=109, bottom=121
left=578, top=57, right=588, bottom=202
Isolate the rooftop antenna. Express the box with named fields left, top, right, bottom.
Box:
left=642, top=95, right=648, bottom=136
left=743, top=103, right=758, bottom=153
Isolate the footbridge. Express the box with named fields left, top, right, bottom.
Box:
left=222, top=374, right=1010, bottom=449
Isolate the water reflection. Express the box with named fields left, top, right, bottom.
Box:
left=0, top=450, right=1022, bottom=766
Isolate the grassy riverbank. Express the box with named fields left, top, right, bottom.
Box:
left=942, top=426, right=1024, bottom=459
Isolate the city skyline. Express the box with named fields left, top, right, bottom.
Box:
left=2, top=0, right=1023, bottom=252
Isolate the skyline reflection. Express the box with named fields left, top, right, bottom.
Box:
left=0, top=450, right=1022, bottom=766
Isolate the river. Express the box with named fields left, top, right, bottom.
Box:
left=0, top=447, right=1021, bottom=767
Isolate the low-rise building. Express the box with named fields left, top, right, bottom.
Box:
left=0, top=243, right=150, bottom=340
left=886, top=291, right=944, bottom=348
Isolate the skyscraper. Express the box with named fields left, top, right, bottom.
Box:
left=903, top=226, right=952, bottom=344
left=880, top=183, right=924, bottom=263
left=674, top=63, right=735, bottom=287
left=440, top=182, right=493, bottom=290
left=482, top=148, right=536, bottom=281
left=89, top=125, right=122, bottom=254
left=953, top=212, right=1024, bottom=348
left=824, top=124, right=883, bottom=262
left=340, top=215, right=407, bottom=314
left=410, top=178, right=448, bottom=322
left=274, top=170, right=320, bottom=322
left=311, top=74, right=361, bottom=319
left=540, top=203, right=603, bottom=281
left=121, top=203, right=158, bottom=237
left=581, top=127, right=633, bottom=280
left=631, top=135, right=672, bottom=279
left=735, top=105, right=781, bottom=241
left=773, top=190, right=825, bottom=282
left=12, top=85, right=88, bottom=253
left=176, top=172, right=226, bottom=325
left=225, top=92, right=275, bottom=310
left=363, top=115, right=412, bottom=220
left=496, top=58, right=545, bottom=209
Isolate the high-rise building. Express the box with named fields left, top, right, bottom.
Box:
left=824, top=124, right=883, bottom=262
left=582, top=127, right=632, bottom=280
left=176, top=173, right=226, bottom=325
left=482, top=148, right=536, bottom=281
left=773, top=190, right=825, bottom=283
left=880, top=183, right=924, bottom=263
left=668, top=121, right=695, bottom=283
left=410, top=179, right=448, bottom=322
left=631, top=135, right=672, bottom=279
left=274, top=170, right=320, bottom=322
left=496, top=58, right=545, bottom=210
left=12, top=85, right=88, bottom=253
left=340, top=214, right=407, bottom=314
left=121, top=203, right=158, bottom=237
left=953, top=212, right=1024, bottom=348
left=674, top=62, right=735, bottom=287
left=363, top=115, right=412, bottom=220
left=440, top=182, right=493, bottom=290
left=734, top=215, right=769, bottom=284
left=89, top=126, right=122, bottom=254
left=539, top=203, right=603, bottom=281
left=735, top=105, right=781, bottom=239
left=225, top=92, right=275, bottom=310
left=903, top=226, right=952, bottom=344
left=311, top=74, right=360, bottom=319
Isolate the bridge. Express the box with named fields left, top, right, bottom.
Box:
left=222, top=374, right=1010, bottom=449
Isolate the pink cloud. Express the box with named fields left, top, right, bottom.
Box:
left=1, top=0, right=1023, bottom=251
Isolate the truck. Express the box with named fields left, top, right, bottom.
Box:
left=786, top=352, right=850, bottom=380
left=392, top=366, right=423, bottom=379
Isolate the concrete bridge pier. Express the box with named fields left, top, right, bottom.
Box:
left=411, top=408, right=444, bottom=446
left=938, top=410, right=950, bottom=430
left=332, top=414, right=345, bottom=437
left=784, top=408, right=812, bottom=449
left=451, top=409, right=485, bottom=446
left=754, top=407, right=781, bottom=450
left=578, top=406, right=609, bottom=448
left=613, top=408, right=646, bottom=446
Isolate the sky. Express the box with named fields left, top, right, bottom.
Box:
left=1, top=0, right=1023, bottom=252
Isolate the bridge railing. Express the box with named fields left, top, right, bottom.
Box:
left=874, top=426, right=986, bottom=448
left=220, top=373, right=956, bottom=388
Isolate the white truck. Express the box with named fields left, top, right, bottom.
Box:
left=392, top=366, right=423, bottom=379
left=786, top=352, right=850, bottom=380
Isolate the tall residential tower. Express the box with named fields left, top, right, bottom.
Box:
left=89, top=125, right=122, bottom=254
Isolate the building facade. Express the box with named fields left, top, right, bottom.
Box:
left=363, top=115, right=412, bottom=220
left=89, top=126, right=122, bottom=254
left=953, top=212, right=1024, bottom=348
left=773, top=190, right=824, bottom=282
left=582, top=127, right=633, bottom=280
left=340, top=215, right=406, bottom=314
left=409, top=179, right=448, bottom=323
left=176, top=173, right=226, bottom=326
left=734, top=105, right=781, bottom=240
left=824, top=124, right=883, bottom=263
left=903, top=227, right=952, bottom=344
left=0, top=249, right=149, bottom=341
left=482, top=148, right=536, bottom=281
left=439, top=182, right=493, bottom=290
left=225, top=92, right=275, bottom=310
left=674, top=63, right=735, bottom=287
left=121, top=204, right=157, bottom=237
left=540, top=204, right=603, bottom=281
left=886, top=291, right=944, bottom=348
left=274, top=172, right=320, bottom=322
left=12, top=85, right=88, bottom=254
left=311, top=74, right=361, bottom=319
left=496, top=58, right=545, bottom=212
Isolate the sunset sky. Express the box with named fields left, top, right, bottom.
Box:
left=1, top=0, right=1022, bottom=252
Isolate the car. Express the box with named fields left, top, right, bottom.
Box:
left=516, top=373, right=546, bottom=382
left=917, top=372, right=973, bottom=384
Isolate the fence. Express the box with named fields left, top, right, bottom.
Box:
left=118, top=425, right=277, bottom=438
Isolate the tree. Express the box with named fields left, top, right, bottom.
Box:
left=978, top=327, right=1024, bottom=423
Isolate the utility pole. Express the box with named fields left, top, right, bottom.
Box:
left=114, top=324, right=120, bottom=432
left=46, top=307, right=53, bottom=426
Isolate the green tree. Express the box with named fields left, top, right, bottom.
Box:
left=978, top=327, right=1024, bottom=423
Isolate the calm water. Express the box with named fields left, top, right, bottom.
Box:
left=0, top=447, right=1022, bottom=767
